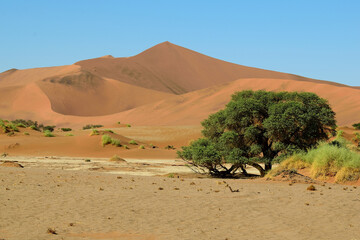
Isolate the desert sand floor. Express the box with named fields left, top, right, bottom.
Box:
left=1, top=166, right=360, bottom=240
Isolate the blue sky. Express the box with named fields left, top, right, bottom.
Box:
left=0, top=0, right=359, bottom=86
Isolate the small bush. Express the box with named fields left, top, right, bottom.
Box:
left=117, top=121, right=121, bottom=124
left=126, top=124, right=131, bottom=128
left=16, top=123, right=26, bottom=128
left=65, top=133, right=74, bottom=136
left=111, top=139, right=122, bottom=147
left=104, top=129, right=114, bottom=133
left=102, top=135, right=112, bottom=146
left=353, top=123, right=360, bottom=130
left=149, top=144, right=156, bottom=148
left=8, top=124, right=19, bottom=132
left=7, top=132, right=15, bottom=136
left=42, top=125, right=56, bottom=132
left=129, top=140, right=138, bottom=145
left=44, top=130, right=55, bottom=137
left=30, top=125, right=40, bottom=131
left=123, top=145, right=129, bottom=149
left=24, top=132, right=30, bottom=135
left=61, top=128, right=72, bottom=132
left=165, top=145, right=175, bottom=150
left=89, top=129, right=99, bottom=136
left=83, top=124, right=103, bottom=130
left=102, top=135, right=121, bottom=147
left=139, top=145, right=145, bottom=149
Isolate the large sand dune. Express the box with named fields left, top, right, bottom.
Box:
left=0, top=42, right=359, bottom=127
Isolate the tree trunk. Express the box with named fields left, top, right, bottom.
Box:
left=265, top=162, right=272, bottom=171
left=249, top=163, right=265, bottom=177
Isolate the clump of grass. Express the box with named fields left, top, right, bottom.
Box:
left=23, top=132, right=30, bottom=135
left=123, top=145, right=129, bottom=149
left=47, top=228, right=57, bottom=235
left=109, top=155, right=126, bottom=162
left=104, top=129, right=114, bottom=133
left=165, top=145, right=175, bottom=150
left=83, top=124, right=103, bottom=130
left=268, top=138, right=360, bottom=183
left=126, top=124, right=131, bottom=128
left=85, top=159, right=91, bottom=162
left=61, top=128, right=72, bottom=132
left=89, top=129, right=99, bottom=136
left=44, top=130, right=55, bottom=137
left=129, top=140, right=138, bottom=145
left=117, top=121, right=121, bottom=124
left=29, top=125, right=40, bottom=131
left=111, top=138, right=122, bottom=147
left=101, top=134, right=121, bottom=147
left=7, top=132, right=15, bottom=136
left=65, top=133, right=74, bottom=136
left=353, top=122, right=360, bottom=130
left=307, top=185, right=316, bottom=191
left=102, top=135, right=112, bottom=146
left=149, top=143, right=156, bottom=148
left=16, top=123, right=26, bottom=128
left=139, top=145, right=145, bottom=149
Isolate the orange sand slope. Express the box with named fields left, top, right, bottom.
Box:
left=0, top=41, right=359, bottom=127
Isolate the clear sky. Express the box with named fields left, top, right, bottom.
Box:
left=1, top=0, right=359, bottom=86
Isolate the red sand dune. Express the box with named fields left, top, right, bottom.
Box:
left=0, top=41, right=359, bottom=127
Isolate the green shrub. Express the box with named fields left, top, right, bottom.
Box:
left=8, top=124, right=19, bottom=132
left=123, top=145, right=129, bottom=149
left=102, top=135, right=112, bottom=146
left=61, top=128, right=72, bottom=132
left=7, top=132, right=15, bottom=136
left=44, top=130, right=55, bottom=137
left=83, top=124, right=103, bottom=130
left=165, top=145, right=175, bottom=150
left=102, top=135, right=121, bottom=147
left=30, top=125, right=40, bottom=131
left=24, top=132, right=30, bottom=135
left=16, top=123, right=26, bottom=128
left=89, top=129, right=100, bottom=136
left=353, top=123, right=360, bottom=130
left=65, top=133, right=74, bottom=136
left=42, top=125, right=56, bottom=132
left=111, top=139, right=122, bottom=147
left=126, top=124, right=131, bottom=128
left=117, top=121, right=121, bottom=124
left=139, top=145, right=145, bottom=149
left=104, top=129, right=114, bottom=133
left=129, top=140, right=137, bottom=145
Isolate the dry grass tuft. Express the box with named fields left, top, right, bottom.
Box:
left=307, top=185, right=316, bottom=191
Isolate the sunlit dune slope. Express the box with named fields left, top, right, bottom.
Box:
left=0, top=41, right=359, bottom=127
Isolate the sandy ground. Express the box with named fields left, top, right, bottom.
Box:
left=1, top=126, right=360, bottom=239
left=1, top=166, right=360, bottom=240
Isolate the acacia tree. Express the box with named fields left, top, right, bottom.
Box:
left=177, top=90, right=337, bottom=177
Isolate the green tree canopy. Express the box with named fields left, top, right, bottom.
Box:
left=178, top=90, right=337, bottom=177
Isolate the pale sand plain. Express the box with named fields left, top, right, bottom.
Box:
left=1, top=165, right=360, bottom=240
left=1, top=126, right=360, bottom=239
